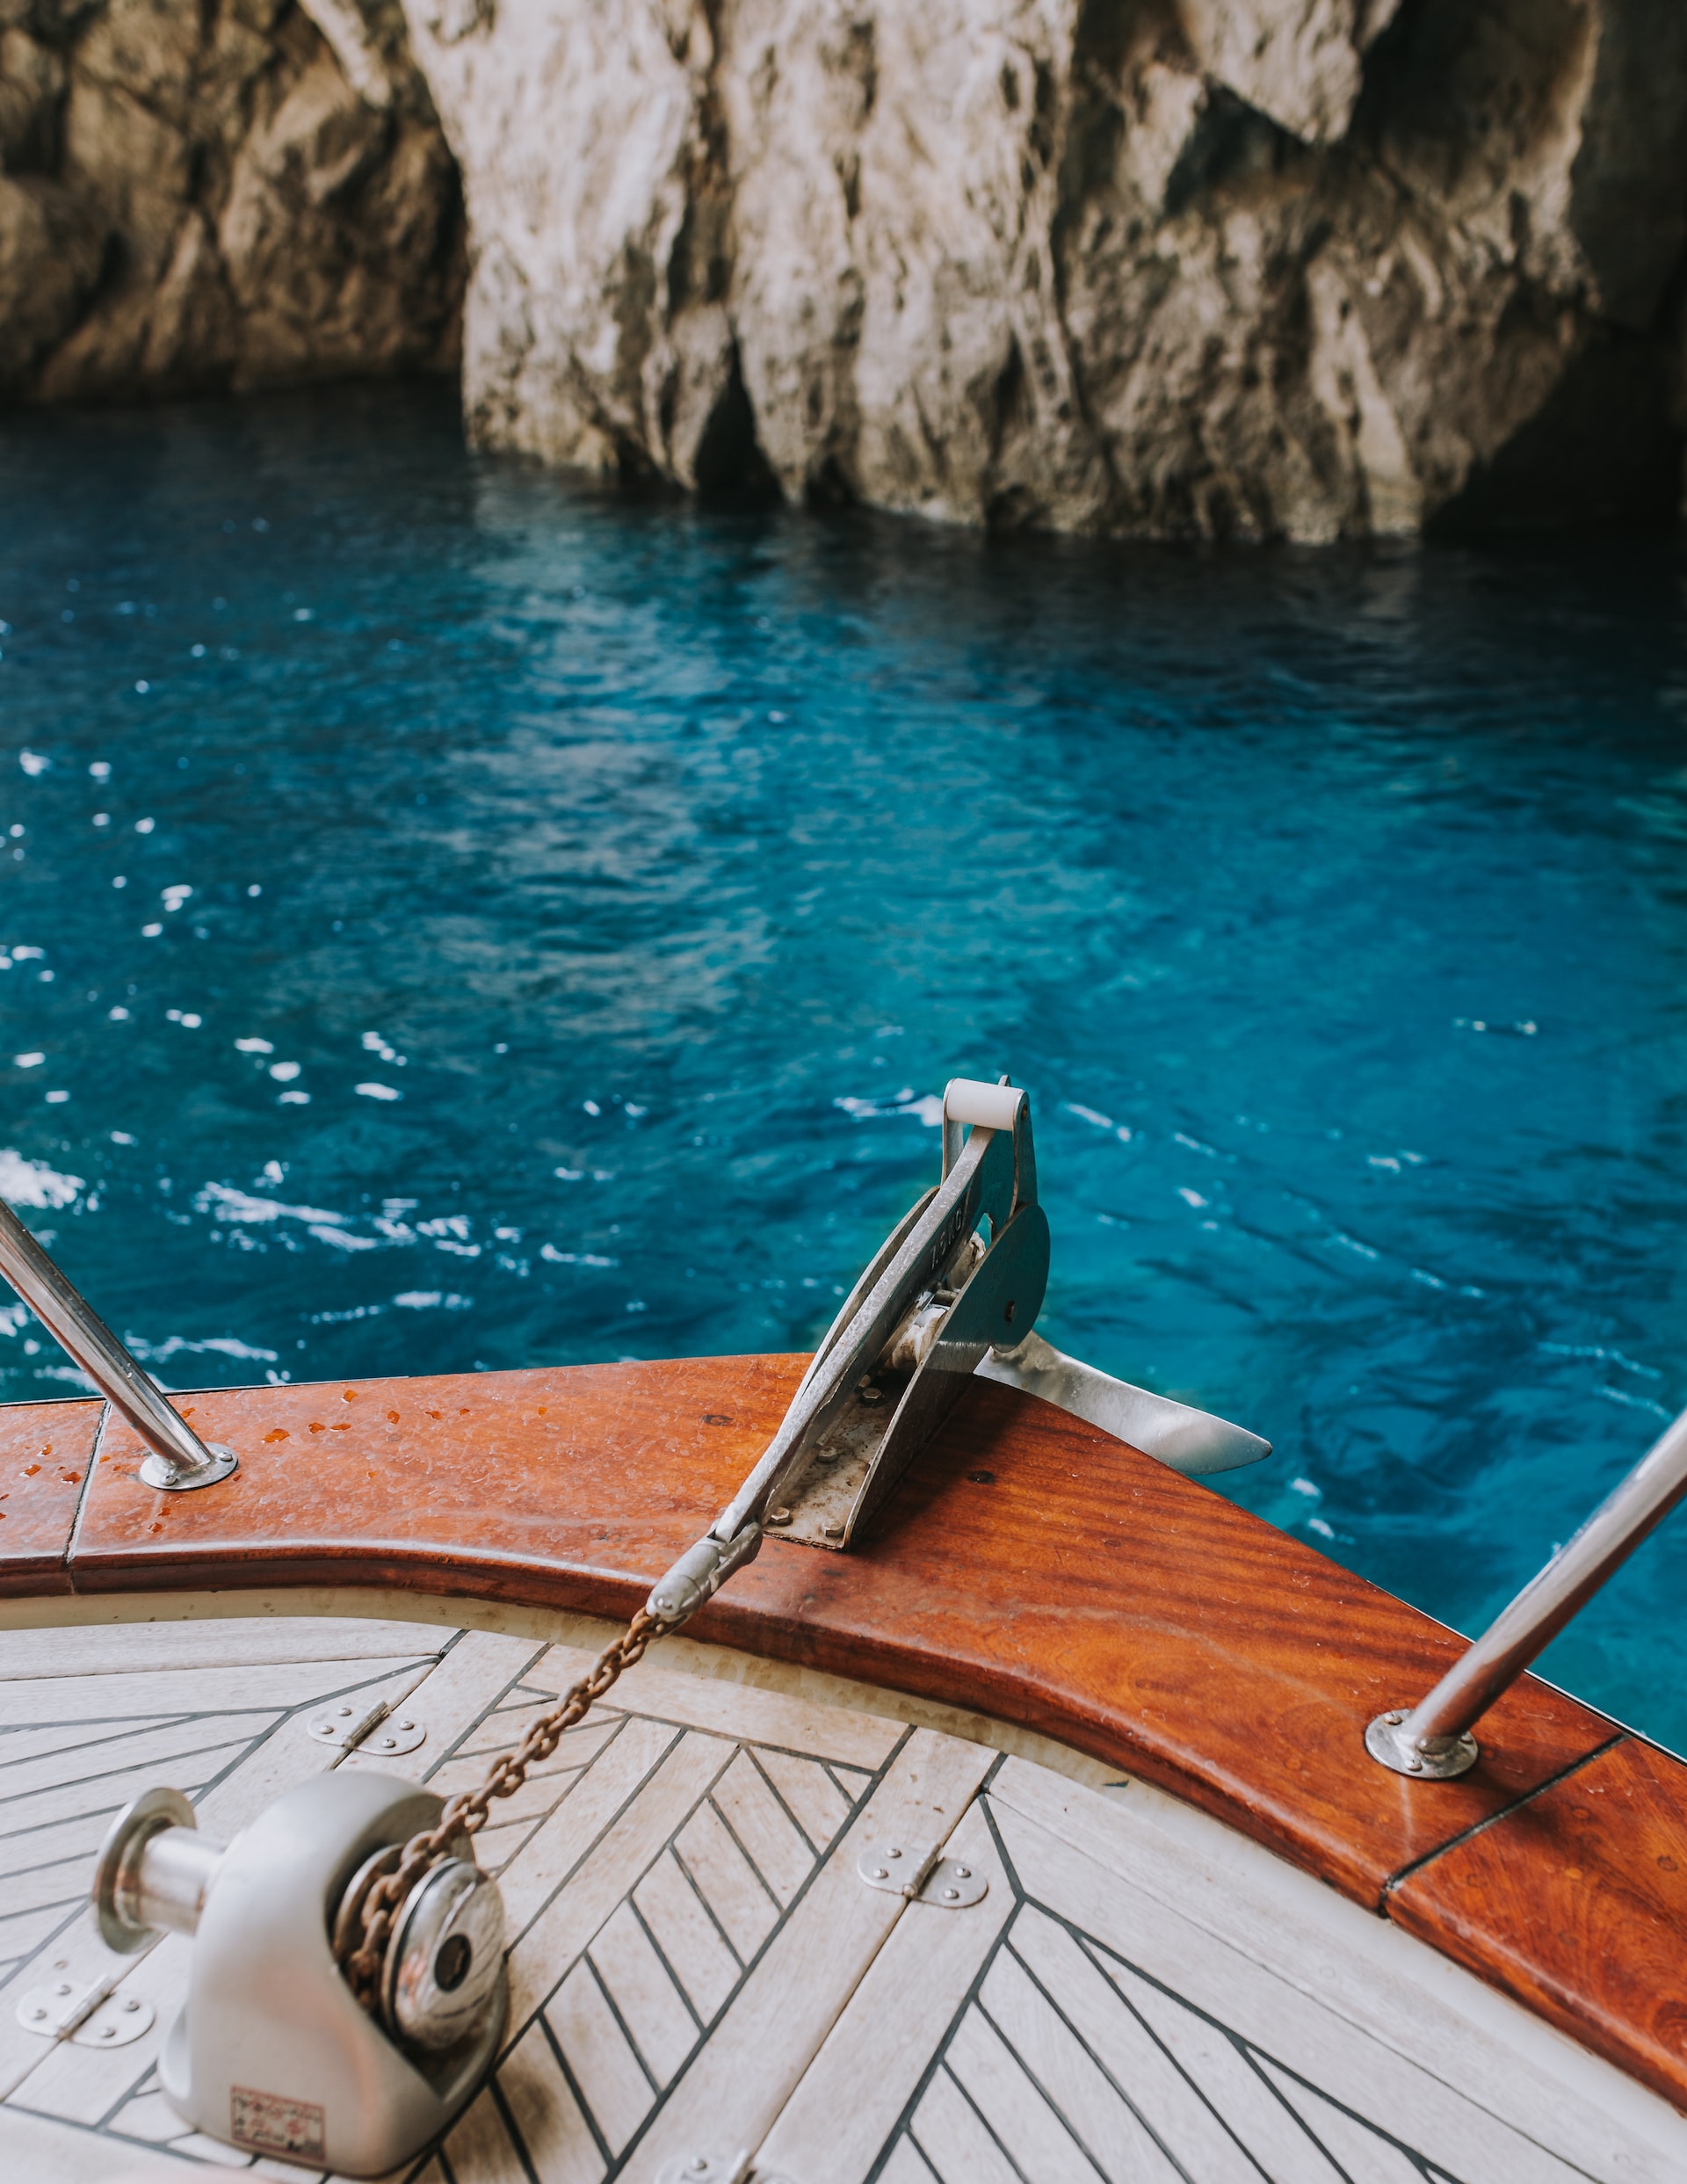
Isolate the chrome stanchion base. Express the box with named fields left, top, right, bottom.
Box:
left=1365, top=1711, right=1480, bottom=1780
left=140, top=1443, right=240, bottom=1493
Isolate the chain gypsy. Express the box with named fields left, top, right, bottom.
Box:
left=340, top=1606, right=673, bottom=2011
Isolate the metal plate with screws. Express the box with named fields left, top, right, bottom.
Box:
left=654, top=2159, right=798, bottom=2184
left=308, top=1703, right=425, bottom=1754
left=17, top=1979, right=155, bottom=2045
left=856, top=1843, right=988, bottom=1907
left=1364, top=1710, right=1479, bottom=1780
left=654, top=2154, right=753, bottom=2184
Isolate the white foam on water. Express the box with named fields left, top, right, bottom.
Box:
left=0, top=1149, right=84, bottom=1208
left=310, top=1225, right=379, bottom=1251
left=125, top=1332, right=279, bottom=1363
left=197, top=1182, right=345, bottom=1225
left=834, top=1090, right=944, bottom=1126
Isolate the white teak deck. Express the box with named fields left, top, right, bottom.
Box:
left=1, top=1607, right=1683, bottom=2183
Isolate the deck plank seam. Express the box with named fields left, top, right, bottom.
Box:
left=485, top=2073, right=541, bottom=2184
left=1374, top=1732, right=1630, bottom=1911
left=865, top=1795, right=1032, bottom=2184
left=569, top=1719, right=916, bottom=2182
left=58, top=1400, right=109, bottom=1581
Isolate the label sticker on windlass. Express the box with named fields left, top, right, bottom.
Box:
left=231, top=2084, right=327, bottom=2161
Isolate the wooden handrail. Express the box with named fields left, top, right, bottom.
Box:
left=3, top=1356, right=1684, bottom=2114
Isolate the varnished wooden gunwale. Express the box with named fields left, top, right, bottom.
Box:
left=3, top=1354, right=1683, bottom=2114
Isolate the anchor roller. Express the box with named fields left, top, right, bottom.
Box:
left=93, top=1772, right=507, bottom=2174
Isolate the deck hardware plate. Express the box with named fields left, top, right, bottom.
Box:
left=308, top=1701, right=424, bottom=1753
left=856, top=1843, right=988, bottom=1907
left=654, top=2153, right=758, bottom=2184
left=17, top=1978, right=155, bottom=2045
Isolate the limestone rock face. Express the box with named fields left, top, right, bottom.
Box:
left=0, top=0, right=463, bottom=401
left=408, top=0, right=1687, bottom=536
left=4, top=0, right=1683, bottom=534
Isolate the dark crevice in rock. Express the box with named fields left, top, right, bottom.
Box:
left=692, top=342, right=780, bottom=504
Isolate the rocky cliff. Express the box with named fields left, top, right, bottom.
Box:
left=0, top=0, right=461, bottom=400
left=4, top=0, right=1684, bottom=538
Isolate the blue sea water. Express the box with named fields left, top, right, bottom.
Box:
left=3, top=384, right=1685, bottom=1746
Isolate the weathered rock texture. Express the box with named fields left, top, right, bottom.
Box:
left=4, top=0, right=1686, bottom=535
left=0, top=0, right=462, bottom=399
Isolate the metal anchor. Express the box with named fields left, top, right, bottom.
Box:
left=22, top=1072, right=1268, bottom=2173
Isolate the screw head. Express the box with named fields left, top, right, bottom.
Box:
left=941, top=1887, right=959, bottom=1901
left=869, top=1866, right=887, bottom=1880
left=124, top=1999, right=141, bottom=2013
left=886, top=1847, right=901, bottom=1860
left=822, top=1520, right=844, bottom=1539
left=860, top=1387, right=883, bottom=1404
left=377, top=1737, right=395, bottom=1750
left=337, top=1705, right=352, bottom=1716
left=1407, top=1754, right=1423, bottom=1772
left=398, top=1720, right=414, bottom=1731
left=28, top=2006, right=46, bottom=2021
left=54, top=1983, right=71, bottom=1997
left=955, top=1866, right=971, bottom=1879
left=98, top=2023, right=117, bottom=2039
left=1385, top=1711, right=1404, bottom=1725
left=767, top=1507, right=792, bottom=1527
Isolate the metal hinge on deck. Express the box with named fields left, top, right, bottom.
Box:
left=856, top=1840, right=988, bottom=1907
left=654, top=2155, right=797, bottom=2184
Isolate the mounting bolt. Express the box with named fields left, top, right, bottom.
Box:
left=822, top=1520, right=844, bottom=1539
left=869, top=1866, right=887, bottom=1880
left=1385, top=1711, right=1404, bottom=1725
left=767, top=1507, right=792, bottom=1527
left=955, top=1866, right=971, bottom=1879
left=1407, top=1754, right=1423, bottom=1772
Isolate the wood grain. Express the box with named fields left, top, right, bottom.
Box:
left=61, top=1360, right=1614, bottom=1900
left=2, top=1357, right=1683, bottom=2111
left=0, top=1396, right=98, bottom=1596
left=1390, top=1737, right=1687, bottom=2103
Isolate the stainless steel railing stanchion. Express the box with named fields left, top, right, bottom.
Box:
left=0, top=1199, right=236, bottom=1491
left=1368, top=1403, right=1687, bottom=1778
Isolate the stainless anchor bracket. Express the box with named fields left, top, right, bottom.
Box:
left=650, top=1075, right=1267, bottom=1615
left=91, top=1773, right=507, bottom=2176
left=856, top=1841, right=988, bottom=1907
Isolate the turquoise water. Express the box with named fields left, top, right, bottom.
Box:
left=3, top=386, right=1685, bottom=1746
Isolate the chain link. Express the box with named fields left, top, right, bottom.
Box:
left=340, top=1605, right=672, bottom=2010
